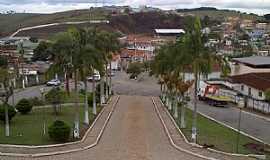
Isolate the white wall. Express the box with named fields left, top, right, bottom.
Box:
left=234, top=83, right=265, bottom=100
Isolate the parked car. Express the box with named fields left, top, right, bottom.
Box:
left=46, top=79, right=61, bottom=86
left=87, top=74, right=101, bottom=81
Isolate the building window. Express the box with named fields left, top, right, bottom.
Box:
left=248, top=88, right=252, bottom=96
left=258, top=91, right=263, bottom=97
left=241, top=85, right=244, bottom=91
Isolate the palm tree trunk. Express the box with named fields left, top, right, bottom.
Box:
left=180, top=95, right=186, bottom=128
left=4, top=102, right=9, bottom=137
left=191, top=71, right=198, bottom=143
left=65, top=71, right=70, bottom=95
left=169, top=91, right=173, bottom=110
left=105, top=64, right=109, bottom=101
left=84, top=77, right=89, bottom=125
left=92, top=76, right=97, bottom=115
left=100, top=77, right=105, bottom=104
left=74, top=70, right=80, bottom=138
left=174, top=95, right=178, bottom=118
left=109, top=62, right=112, bottom=95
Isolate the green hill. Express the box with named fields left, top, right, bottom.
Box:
left=0, top=9, right=107, bottom=37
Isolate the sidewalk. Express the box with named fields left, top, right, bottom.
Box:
left=0, top=96, right=118, bottom=156
left=153, top=97, right=257, bottom=160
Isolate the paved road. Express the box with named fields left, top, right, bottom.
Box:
left=3, top=96, right=203, bottom=160
left=112, top=71, right=160, bottom=97
left=10, top=20, right=109, bottom=37
left=188, top=101, right=270, bottom=144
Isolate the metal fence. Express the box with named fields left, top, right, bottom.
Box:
left=219, top=90, right=270, bottom=114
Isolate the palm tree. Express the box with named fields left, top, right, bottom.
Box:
left=184, top=17, right=213, bottom=143
left=96, top=31, right=120, bottom=99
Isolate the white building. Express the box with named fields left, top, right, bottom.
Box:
left=229, top=72, right=270, bottom=101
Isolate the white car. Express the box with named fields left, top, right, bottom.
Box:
left=87, top=74, right=101, bottom=81
left=46, top=79, right=61, bottom=86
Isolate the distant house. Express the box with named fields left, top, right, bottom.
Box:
left=231, top=56, right=270, bottom=76
left=229, top=73, right=270, bottom=101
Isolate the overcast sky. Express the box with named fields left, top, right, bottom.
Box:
left=0, top=0, right=269, bottom=15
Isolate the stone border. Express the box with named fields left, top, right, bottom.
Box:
left=154, top=97, right=266, bottom=160
left=0, top=96, right=120, bottom=157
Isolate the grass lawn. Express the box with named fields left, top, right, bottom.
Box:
left=168, top=105, right=269, bottom=156
left=0, top=105, right=102, bottom=145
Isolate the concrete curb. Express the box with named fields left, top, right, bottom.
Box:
left=0, top=96, right=120, bottom=157
left=156, top=97, right=266, bottom=160
left=151, top=97, right=218, bottom=160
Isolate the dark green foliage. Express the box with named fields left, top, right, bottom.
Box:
left=96, top=82, right=108, bottom=100
left=0, top=56, right=8, bottom=68
left=127, top=62, right=143, bottom=79
left=48, top=120, right=71, bottom=142
left=265, top=88, right=270, bottom=102
left=28, top=97, right=44, bottom=106
left=0, top=104, right=16, bottom=121
left=16, top=99, right=33, bottom=114
left=29, top=37, right=38, bottom=43
left=45, top=87, right=66, bottom=105
left=32, top=41, right=52, bottom=61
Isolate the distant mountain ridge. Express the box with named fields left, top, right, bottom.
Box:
left=0, top=7, right=264, bottom=38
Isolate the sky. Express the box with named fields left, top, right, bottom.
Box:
left=0, top=0, right=269, bottom=15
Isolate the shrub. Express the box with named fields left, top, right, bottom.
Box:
left=28, top=97, right=44, bottom=106
left=0, top=104, right=16, bottom=121
left=16, top=99, right=33, bottom=114
left=45, top=87, right=66, bottom=104
left=48, top=120, right=71, bottom=142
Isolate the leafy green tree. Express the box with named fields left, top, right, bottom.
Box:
left=45, top=87, right=66, bottom=115
left=265, top=88, right=270, bottom=102
left=185, top=17, right=213, bottom=143
left=127, top=62, right=143, bottom=79
left=0, top=56, right=8, bottom=67
left=0, top=104, right=16, bottom=122
left=32, top=41, right=52, bottom=61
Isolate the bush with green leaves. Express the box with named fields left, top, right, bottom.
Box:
left=28, top=97, right=44, bottom=106
left=16, top=99, right=33, bottom=114
left=0, top=104, right=16, bottom=121
left=45, top=87, right=66, bottom=105
left=48, top=120, right=71, bottom=142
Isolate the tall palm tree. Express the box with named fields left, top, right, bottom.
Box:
left=96, top=31, right=120, bottom=99
left=184, top=17, right=213, bottom=143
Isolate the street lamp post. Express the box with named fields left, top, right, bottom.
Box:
left=236, top=100, right=244, bottom=153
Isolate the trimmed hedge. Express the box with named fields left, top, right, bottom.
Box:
left=0, top=104, right=17, bottom=121
left=48, top=120, right=71, bottom=142
left=16, top=99, right=33, bottom=114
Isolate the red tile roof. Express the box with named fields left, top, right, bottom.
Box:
left=229, top=72, right=270, bottom=91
